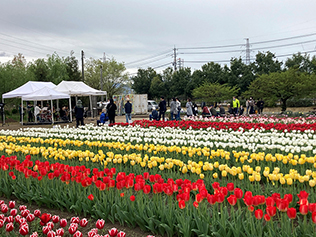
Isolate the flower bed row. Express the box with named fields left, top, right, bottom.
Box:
left=1, top=154, right=316, bottom=236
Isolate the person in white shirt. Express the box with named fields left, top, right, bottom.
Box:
left=34, top=104, right=41, bottom=122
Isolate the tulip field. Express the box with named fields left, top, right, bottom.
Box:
left=0, top=117, right=316, bottom=236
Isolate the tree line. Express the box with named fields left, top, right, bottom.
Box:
left=1, top=51, right=316, bottom=112
left=131, top=51, right=316, bottom=111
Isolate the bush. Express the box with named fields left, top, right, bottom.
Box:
left=11, top=108, right=18, bottom=114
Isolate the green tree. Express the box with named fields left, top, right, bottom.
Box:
left=46, top=52, right=69, bottom=84
left=28, top=58, right=49, bottom=81
left=149, top=75, right=165, bottom=100
left=131, top=68, right=158, bottom=99
left=228, top=58, right=255, bottom=95
left=244, top=69, right=316, bottom=111
left=85, top=58, right=129, bottom=98
left=252, top=51, right=283, bottom=75
left=192, top=83, right=239, bottom=104
left=64, top=51, right=81, bottom=81
left=285, top=52, right=314, bottom=73
left=170, top=67, right=192, bottom=98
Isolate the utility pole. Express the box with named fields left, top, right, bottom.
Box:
left=100, top=65, right=103, bottom=101
left=245, top=38, right=251, bottom=65
left=81, top=50, right=85, bottom=81
left=173, top=46, right=177, bottom=71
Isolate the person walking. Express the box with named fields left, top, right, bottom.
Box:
left=170, top=98, right=177, bottom=121
left=158, top=96, right=166, bottom=121
left=74, top=100, right=85, bottom=128
left=176, top=98, right=181, bottom=120
left=186, top=98, right=193, bottom=117
left=106, top=98, right=117, bottom=125
left=232, top=96, right=240, bottom=115
left=27, top=103, right=34, bottom=122
left=124, top=99, right=132, bottom=123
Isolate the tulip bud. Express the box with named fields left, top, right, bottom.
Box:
left=108, top=227, right=118, bottom=237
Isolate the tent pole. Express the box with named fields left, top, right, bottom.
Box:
left=69, top=97, right=72, bottom=122
left=89, top=95, right=93, bottom=118
left=2, top=97, right=5, bottom=125
left=21, top=99, right=23, bottom=126
left=51, top=99, right=54, bottom=125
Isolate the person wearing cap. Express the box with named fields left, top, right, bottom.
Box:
left=149, top=107, right=159, bottom=121
left=74, top=99, right=84, bottom=128
left=124, top=98, right=132, bottom=123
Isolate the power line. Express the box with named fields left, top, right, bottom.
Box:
left=125, top=49, right=172, bottom=65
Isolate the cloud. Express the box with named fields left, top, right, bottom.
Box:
left=0, top=52, right=9, bottom=57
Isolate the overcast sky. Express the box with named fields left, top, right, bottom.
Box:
left=1, top=0, right=316, bottom=74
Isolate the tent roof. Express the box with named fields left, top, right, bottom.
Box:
left=2, top=81, right=56, bottom=99
left=22, top=87, right=70, bottom=101
left=54, top=81, right=107, bottom=96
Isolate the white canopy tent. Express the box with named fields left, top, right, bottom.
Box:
left=2, top=81, right=56, bottom=99
left=54, top=81, right=107, bottom=118
left=2, top=81, right=57, bottom=124
left=22, top=87, right=71, bottom=125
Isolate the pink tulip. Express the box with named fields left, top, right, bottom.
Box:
left=19, top=223, right=29, bottom=236
left=6, top=222, right=14, bottom=232
left=1, top=204, right=8, bottom=213
left=6, top=216, right=14, bottom=223
left=19, top=205, right=27, bottom=211
left=30, top=232, right=39, bottom=237
left=43, top=225, right=52, bottom=234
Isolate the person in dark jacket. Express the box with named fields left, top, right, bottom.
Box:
left=158, top=96, right=166, bottom=121
left=149, top=108, right=159, bottom=121
left=106, top=98, right=117, bottom=125
left=124, top=99, right=132, bottom=123
left=74, top=100, right=84, bottom=128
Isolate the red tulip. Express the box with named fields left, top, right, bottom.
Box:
left=117, top=231, right=126, bottom=237
left=212, top=182, right=220, bottom=190
left=217, top=193, right=225, bottom=203
left=96, top=219, right=105, bottom=229
left=6, top=216, right=14, bottom=223
left=193, top=201, right=199, bottom=208
left=59, top=218, right=67, bottom=228
left=0, top=219, right=4, bottom=228
left=19, top=223, right=29, bottom=236
left=52, top=215, right=60, bottom=223
left=234, top=188, right=243, bottom=199
left=264, top=214, right=271, bottom=221
left=40, top=213, right=52, bottom=224
left=21, top=209, right=30, bottom=217
left=284, top=194, right=293, bottom=203
left=88, top=228, right=98, bottom=237
left=265, top=197, right=275, bottom=207
left=266, top=206, right=277, bottom=217
left=68, top=223, right=78, bottom=235
left=276, top=199, right=289, bottom=212
left=70, top=217, right=80, bottom=224
left=47, top=221, right=54, bottom=229
left=130, top=195, right=136, bottom=202
left=34, top=209, right=41, bottom=217
left=297, top=190, right=309, bottom=201
left=287, top=207, right=297, bottom=219
left=255, top=209, right=263, bottom=219
left=26, top=213, right=35, bottom=222
left=8, top=201, right=15, bottom=209
left=207, top=194, right=217, bottom=205
left=73, top=230, right=83, bottom=237
left=227, top=195, right=237, bottom=206
left=227, top=183, right=234, bottom=192
left=309, top=203, right=316, bottom=213
left=43, top=225, right=52, bottom=235
left=178, top=200, right=185, bottom=209
left=0, top=214, right=4, bottom=220
left=300, top=204, right=309, bottom=215
left=108, top=227, right=118, bottom=237
left=248, top=206, right=254, bottom=212
left=5, top=222, right=14, bottom=232
left=1, top=204, right=8, bottom=213
left=88, top=194, right=94, bottom=201
left=56, top=228, right=65, bottom=236
left=30, top=232, right=39, bottom=237
left=312, top=212, right=316, bottom=224
left=47, top=230, right=56, bottom=237
left=19, top=205, right=27, bottom=211
left=10, top=209, right=17, bottom=216
left=79, top=218, right=88, bottom=227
